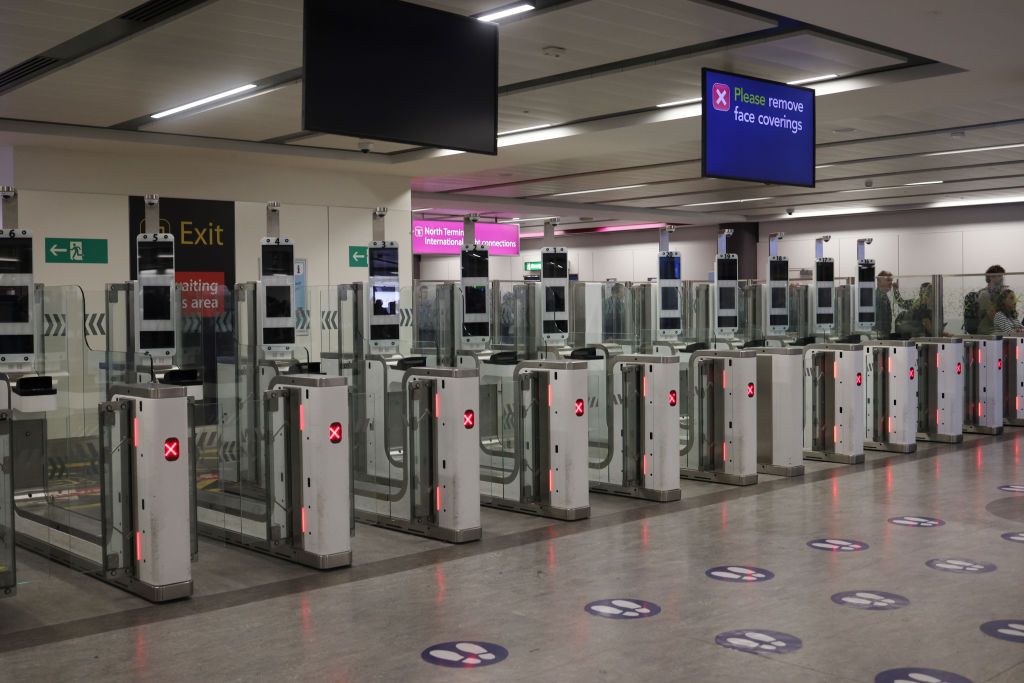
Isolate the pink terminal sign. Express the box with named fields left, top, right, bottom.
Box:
left=412, top=220, right=520, bottom=255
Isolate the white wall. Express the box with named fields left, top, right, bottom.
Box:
left=418, top=225, right=720, bottom=281
left=7, top=143, right=412, bottom=291
left=756, top=204, right=1024, bottom=279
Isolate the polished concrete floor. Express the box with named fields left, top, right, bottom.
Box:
left=1, top=433, right=1022, bottom=682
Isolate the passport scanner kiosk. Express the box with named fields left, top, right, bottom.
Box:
left=6, top=190, right=193, bottom=602
left=677, top=230, right=758, bottom=486
left=802, top=236, right=866, bottom=464
left=859, top=239, right=919, bottom=454
left=342, top=209, right=481, bottom=543
left=208, top=202, right=352, bottom=569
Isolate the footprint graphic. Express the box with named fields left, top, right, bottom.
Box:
left=716, top=629, right=802, bottom=655
left=706, top=566, right=774, bottom=582
left=833, top=590, right=909, bottom=610
left=1001, top=531, right=1024, bottom=543
left=422, top=641, right=507, bottom=668
left=585, top=599, right=660, bottom=619
left=875, top=667, right=973, bottom=683
left=926, top=558, right=996, bottom=574
left=808, top=538, right=868, bottom=551
left=889, top=516, right=945, bottom=528
left=998, top=484, right=1024, bottom=493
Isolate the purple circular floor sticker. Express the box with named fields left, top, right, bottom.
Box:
left=875, top=667, right=973, bottom=683
left=706, top=566, right=774, bottom=583
left=715, top=629, right=802, bottom=654
left=831, top=590, right=910, bottom=611
left=807, top=538, right=869, bottom=552
left=980, top=620, right=1024, bottom=643
left=421, top=642, right=508, bottom=668
left=888, top=516, right=945, bottom=528
left=1001, top=531, right=1024, bottom=543
left=998, top=484, right=1024, bottom=493
left=584, top=599, right=661, bottom=619
left=925, top=558, right=997, bottom=574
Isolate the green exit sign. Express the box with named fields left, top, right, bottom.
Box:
left=45, top=238, right=108, bottom=264
left=524, top=260, right=542, bottom=272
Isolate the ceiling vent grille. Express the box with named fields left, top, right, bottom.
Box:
left=0, top=56, right=60, bottom=91
left=120, top=0, right=197, bottom=23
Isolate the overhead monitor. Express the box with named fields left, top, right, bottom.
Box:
left=702, top=68, right=816, bottom=188
left=303, top=0, right=499, bottom=155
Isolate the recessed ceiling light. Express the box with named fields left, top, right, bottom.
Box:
left=787, top=74, right=839, bottom=85
left=786, top=207, right=878, bottom=218
left=498, top=123, right=553, bottom=136
left=904, top=180, right=944, bottom=186
left=924, top=142, right=1024, bottom=157
left=682, top=197, right=771, bottom=207
left=930, top=195, right=1024, bottom=208
left=151, top=83, right=258, bottom=119
left=656, top=97, right=702, bottom=108
left=551, top=184, right=648, bottom=197
left=477, top=3, right=534, bottom=22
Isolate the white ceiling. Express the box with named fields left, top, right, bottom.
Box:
left=0, top=0, right=1021, bottom=225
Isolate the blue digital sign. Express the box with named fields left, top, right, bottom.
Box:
left=702, top=68, right=816, bottom=188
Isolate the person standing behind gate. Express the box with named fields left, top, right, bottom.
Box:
left=974, top=265, right=1007, bottom=335
left=874, top=271, right=912, bottom=339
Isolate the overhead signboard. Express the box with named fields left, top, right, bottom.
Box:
left=702, top=68, right=816, bottom=188
left=412, top=220, right=520, bottom=255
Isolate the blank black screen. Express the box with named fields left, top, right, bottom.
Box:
left=717, top=257, right=738, bottom=281
left=261, top=245, right=294, bottom=277
left=0, top=335, right=33, bottom=354
left=771, top=287, right=786, bottom=308
left=661, top=287, right=679, bottom=310
left=142, top=286, right=171, bottom=321
left=545, top=286, right=566, bottom=313
left=138, top=241, right=173, bottom=275
left=542, top=253, right=568, bottom=279
left=815, top=260, right=834, bottom=282
left=461, top=251, right=488, bottom=278
left=858, top=264, right=875, bottom=283
left=263, top=327, right=295, bottom=345
left=859, top=288, right=874, bottom=307
left=817, top=288, right=833, bottom=307
left=0, top=286, right=29, bottom=323
left=370, top=248, right=399, bottom=278
left=265, top=286, right=291, bottom=318
left=303, top=0, right=498, bottom=155
left=659, top=256, right=680, bottom=280
left=719, top=286, right=736, bottom=309
left=660, top=316, right=681, bottom=330
left=465, top=285, right=487, bottom=314
left=140, top=331, right=175, bottom=350
left=769, top=259, right=788, bottom=282
left=0, top=239, right=32, bottom=274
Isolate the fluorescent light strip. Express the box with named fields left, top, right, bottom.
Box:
left=413, top=208, right=434, bottom=213
left=151, top=84, right=258, bottom=119
left=786, top=207, right=878, bottom=218
left=924, top=142, right=1024, bottom=157
left=815, top=164, right=835, bottom=169
left=477, top=3, right=534, bottom=22
left=498, top=123, right=552, bottom=136
left=904, top=180, right=944, bottom=186
left=509, top=215, right=559, bottom=223
left=656, top=97, right=702, bottom=109
left=787, top=74, right=839, bottom=86
left=683, top=197, right=770, bottom=207
left=930, top=195, right=1024, bottom=208
left=551, top=184, right=648, bottom=197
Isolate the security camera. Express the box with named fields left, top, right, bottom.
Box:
left=373, top=207, right=388, bottom=219
left=865, top=179, right=874, bottom=188
left=358, top=140, right=374, bottom=154
left=786, top=208, right=795, bottom=216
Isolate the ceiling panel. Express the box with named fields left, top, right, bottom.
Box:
left=496, top=31, right=904, bottom=132
left=0, top=0, right=139, bottom=72
left=145, top=81, right=301, bottom=141
left=494, top=0, right=773, bottom=85
left=0, top=0, right=303, bottom=126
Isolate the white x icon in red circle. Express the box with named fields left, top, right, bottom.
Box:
left=712, top=83, right=730, bottom=111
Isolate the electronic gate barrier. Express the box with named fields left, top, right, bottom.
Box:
left=915, top=338, right=964, bottom=443
left=680, top=349, right=758, bottom=485
left=863, top=341, right=918, bottom=454
left=755, top=347, right=804, bottom=476
left=1002, top=336, right=1024, bottom=427
left=963, top=336, right=1003, bottom=434
left=803, top=343, right=866, bottom=464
